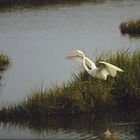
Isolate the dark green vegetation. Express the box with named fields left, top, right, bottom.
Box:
left=0, top=53, right=10, bottom=78
left=120, top=19, right=140, bottom=36
left=0, top=49, right=140, bottom=119
left=0, top=0, right=105, bottom=10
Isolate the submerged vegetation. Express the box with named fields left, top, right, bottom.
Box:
left=0, top=49, right=140, bottom=119
left=0, top=53, right=10, bottom=78
left=120, top=19, right=140, bottom=36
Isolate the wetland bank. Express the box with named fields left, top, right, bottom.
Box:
left=0, top=0, right=140, bottom=139
left=1, top=49, right=140, bottom=118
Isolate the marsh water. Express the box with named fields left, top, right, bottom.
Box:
left=0, top=114, right=140, bottom=140
left=0, top=0, right=140, bottom=139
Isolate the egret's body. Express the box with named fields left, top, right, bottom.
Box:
left=103, top=129, right=120, bottom=140
left=66, top=50, right=123, bottom=80
left=104, top=129, right=111, bottom=138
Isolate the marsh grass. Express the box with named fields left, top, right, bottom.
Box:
left=120, top=19, right=140, bottom=36
left=0, top=53, right=11, bottom=79
left=0, top=49, right=140, bottom=119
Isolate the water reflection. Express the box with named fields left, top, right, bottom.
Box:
left=127, top=34, right=140, bottom=40
left=0, top=112, right=139, bottom=139
left=0, top=78, right=6, bottom=97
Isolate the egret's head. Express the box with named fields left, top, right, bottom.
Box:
left=68, top=50, right=85, bottom=57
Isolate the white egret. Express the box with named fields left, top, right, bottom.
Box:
left=104, top=128, right=111, bottom=138
left=66, top=50, right=123, bottom=80
left=103, top=129, right=120, bottom=140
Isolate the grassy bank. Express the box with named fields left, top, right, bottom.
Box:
left=0, top=53, right=10, bottom=78
left=120, top=19, right=140, bottom=36
left=0, top=49, right=140, bottom=119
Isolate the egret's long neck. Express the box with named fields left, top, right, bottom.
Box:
left=83, top=56, right=89, bottom=72
left=80, top=52, right=85, bottom=58
left=83, top=56, right=97, bottom=72
left=91, top=62, right=97, bottom=70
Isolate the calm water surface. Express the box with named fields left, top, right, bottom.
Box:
left=0, top=0, right=140, bottom=139
left=0, top=114, right=140, bottom=139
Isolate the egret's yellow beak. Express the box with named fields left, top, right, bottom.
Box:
left=68, top=51, right=77, bottom=55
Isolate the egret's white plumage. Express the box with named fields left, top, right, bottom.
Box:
left=104, top=129, right=111, bottom=138
left=66, top=50, right=123, bottom=80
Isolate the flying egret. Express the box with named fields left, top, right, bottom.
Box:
left=66, top=50, right=123, bottom=80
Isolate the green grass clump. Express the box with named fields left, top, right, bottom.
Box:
left=0, top=53, right=10, bottom=77
left=0, top=49, right=140, bottom=119
left=120, top=19, right=140, bottom=35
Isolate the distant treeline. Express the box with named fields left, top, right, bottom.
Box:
left=0, top=0, right=105, bottom=9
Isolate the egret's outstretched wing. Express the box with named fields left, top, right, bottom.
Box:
left=99, top=61, right=123, bottom=72
left=65, top=55, right=83, bottom=63
left=96, top=61, right=123, bottom=80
